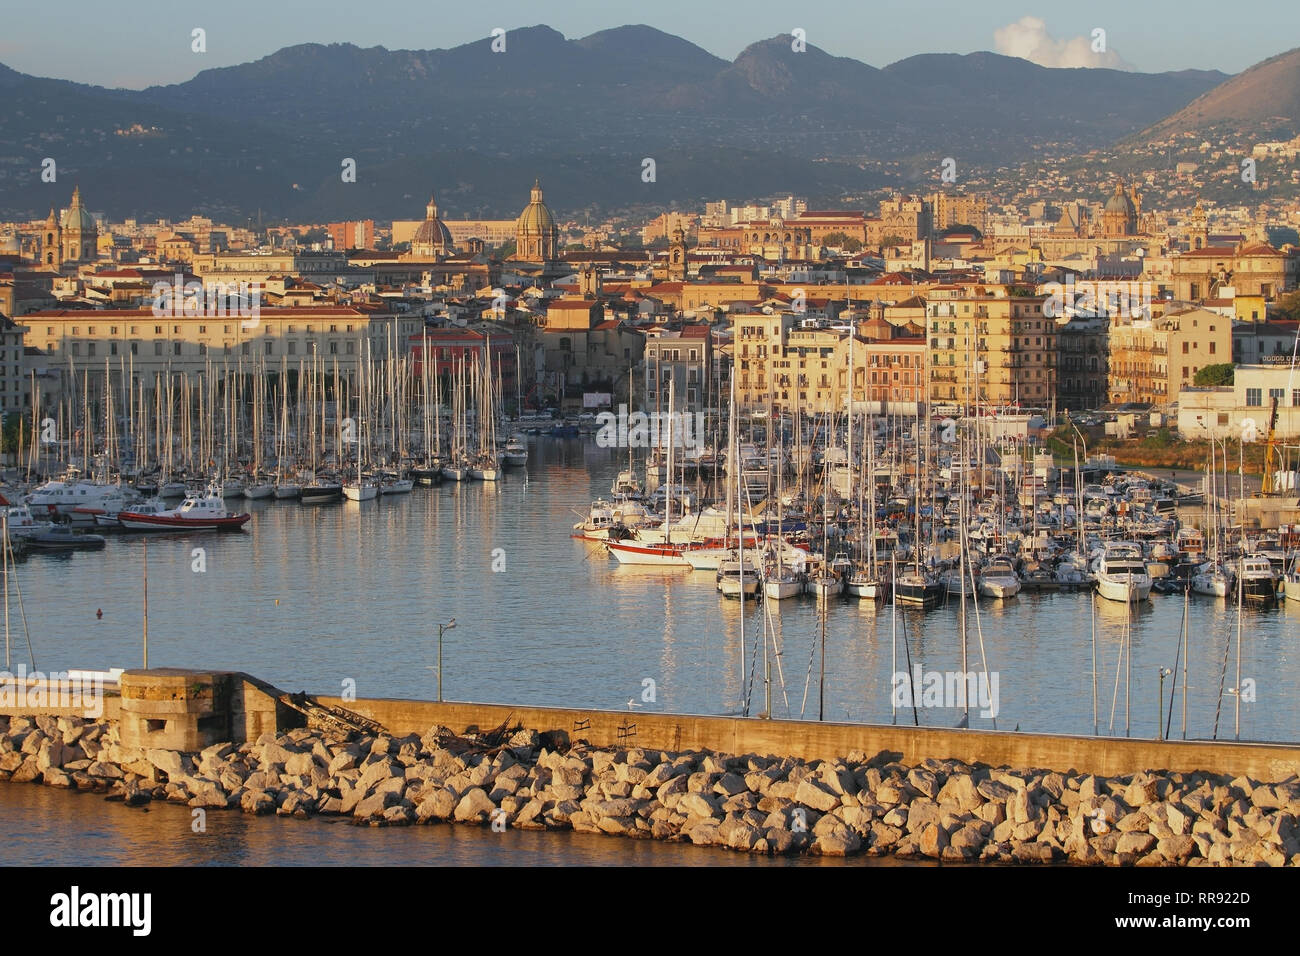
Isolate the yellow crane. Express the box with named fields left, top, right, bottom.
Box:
left=1262, top=395, right=1281, bottom=494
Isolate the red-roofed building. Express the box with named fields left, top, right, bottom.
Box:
left=1170, top=241, right=1298, bottom=303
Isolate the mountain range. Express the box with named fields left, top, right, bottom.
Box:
left=1, top=25, right=1291, bottom=223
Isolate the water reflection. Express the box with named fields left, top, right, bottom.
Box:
left=8, top=436, right=1297, bottom=742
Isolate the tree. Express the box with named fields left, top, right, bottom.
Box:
left=842, top=237, right=863, bottom=253
left=1273, top=290, right=1300, bottom=322
left=881, top=234, right=907, bottom=247
left=1193, top=363, right=1234, bottom=386
left=821, top=231, right=850, bottom=248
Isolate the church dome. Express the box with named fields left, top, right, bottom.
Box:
left=412, top=217, right=453, bottom=247
left=516, top=179, right=556, bottom=235
left=411, top=193, right=453, bottom=253
left=60, top=186, right=96, bottom=232
left=1104, top=184, right=1136, bottom=216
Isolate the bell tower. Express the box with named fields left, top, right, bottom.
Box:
left=667, top=226, right=687, bottom=281
left=41, top=208, right=62, bottom=269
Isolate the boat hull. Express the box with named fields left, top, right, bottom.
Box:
left=117, top=513, right=250, bottom=532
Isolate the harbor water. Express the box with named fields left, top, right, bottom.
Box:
left=7, top=437, right=1298, bottom=744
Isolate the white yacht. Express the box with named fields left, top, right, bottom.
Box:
left=978, top=556, right=1022, bottom=599
left=1094, top=542, right=1153, bottom=603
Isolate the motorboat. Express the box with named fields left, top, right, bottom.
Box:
left=716, top=554, right=761, bottom=598
left=501, top=436, right=528, bottom=468
left=118, top=483, right=251, bottom=532
left=1238, top=555, right=1278, bottom=606
left=1094, top=542, right=1152, bottom=603
left=26, top=526, right=107, bottom=551
left=978, top=556, right=1022, bottom=599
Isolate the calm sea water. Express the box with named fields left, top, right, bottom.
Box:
left=7, top=435, right=1298, bottom=743
left=0, top=781, right=895, bottom=866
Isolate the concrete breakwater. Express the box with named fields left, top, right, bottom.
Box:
left=2, top=712, right=1298, bottom=865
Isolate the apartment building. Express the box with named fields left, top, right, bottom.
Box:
left=927, top=295, right=1056, bottom=411
left=732, top=312, right=925, bottom=415
left=644, top=326, right=713, bottom=415
left=22, top=304, right=417, bottom=398
left=1107, top=307, right=1231, bottom=407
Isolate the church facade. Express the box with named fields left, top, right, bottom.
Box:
left=41, top=186, right=98, bottom=269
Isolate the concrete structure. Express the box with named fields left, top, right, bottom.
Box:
left=311, top=697, right=1300, bottom=782
left=1178, top=364, right=1300, bottom=440
left=117, top=669, right=284, bottom=750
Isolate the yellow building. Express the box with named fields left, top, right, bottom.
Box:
left=927, top=295, right=1056, bottom=411
left=732, top=312, right=926, bottom=415
left=1107, top=307, right=1231, bottom=407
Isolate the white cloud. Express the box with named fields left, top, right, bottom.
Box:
left=993, top=16, right=1133, bottom=70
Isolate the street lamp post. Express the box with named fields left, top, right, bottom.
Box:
left=1158, top=668, right=1172, bottom=740
left=437, top=618, right=456, bottom=702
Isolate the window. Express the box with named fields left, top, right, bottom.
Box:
left=265, top=341, right=273, bottom=355
left=110, top=343, right=118, bottom=356
left=130, top=343, right=138, bottom=355
left=288, top=342, right=296, bottom=355
left=1293, top=390, right=1300, bottom=407
left=1269, top=388, right=1285, bottom=403
left=173, top=343, right=182, bottom=355
left=224, top=325, right=231, bottom=334
left=155, top=326, right=162, bottom=334
left=329, top=342, right=338, bottom=355
left=1209, top=342, right=1216, bottom=355
left=70, top=343, right=80, bottom=356
left=198, top=325, right=206, bottom=334
left=1246, top=388, right=1262, bottom=407
left=241, top=342, right=250, bottom=355
left=154, top=342, right=163, bottom=356
left=346, top=342, right=355, bottom=355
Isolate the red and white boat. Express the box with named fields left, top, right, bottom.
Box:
left=605, top=540, right=693, bottom=567
left=117, top=482, right=251, bottom=532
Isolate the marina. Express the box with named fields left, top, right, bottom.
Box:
left=5, top=437, right=1298, bottom=743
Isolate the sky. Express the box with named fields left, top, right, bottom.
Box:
left=2, top=0, right=1296, bottom=89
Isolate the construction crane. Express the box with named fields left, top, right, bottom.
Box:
left=1262, top=396, right=1282, bottom=494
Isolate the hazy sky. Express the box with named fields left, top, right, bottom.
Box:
left=3, top=0, right=1295, bottom=88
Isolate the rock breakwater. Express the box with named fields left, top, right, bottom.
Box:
left=2, top=714, right=1297, bottom=865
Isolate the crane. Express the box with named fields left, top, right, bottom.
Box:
left=1262, top=395, right=1281, bottom=495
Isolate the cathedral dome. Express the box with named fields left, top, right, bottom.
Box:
left=60, top=186, right=96, bottom=232
left=516, top=179, right=556, bottom=235
left=411, top=193, right=453, bottom=254
left=1104, top=185, right=1136, bottom=216
left=412, top=217, right=453, bottom=248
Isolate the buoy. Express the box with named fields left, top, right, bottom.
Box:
left=96, top=608, right=103, bottom=620
left=275, top=599, right=280, bottom=606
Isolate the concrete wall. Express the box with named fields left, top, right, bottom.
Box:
left=314, top=696, right=1300, bottom=783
